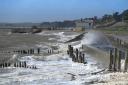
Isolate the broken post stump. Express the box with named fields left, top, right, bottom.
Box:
left=76, top=49, right=79, bottom=62
left=109, top=49, right=113, bottom=71
left=118, top=50, right=121, bottom=71
left=37, top=48, right=40, bottom=54
left=113, top=48, right=117, bottom=71
left=124, top=51, right=128, bottom=72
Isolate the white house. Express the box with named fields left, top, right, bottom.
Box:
left=74, top=19, right=94, bottom=31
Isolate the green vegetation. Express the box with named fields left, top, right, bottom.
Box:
left=122, top=9, right=128, bottom=20
left=95, top=9, right=128, bottom=24
left=97, top=26, right=128, bottom=35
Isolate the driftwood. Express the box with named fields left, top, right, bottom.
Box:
left=91, top=69, right=106, bottom=75
left=67, top=73, right=76, bottom=81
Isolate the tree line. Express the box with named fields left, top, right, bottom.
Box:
left=95, top=9, right=128, bottom=24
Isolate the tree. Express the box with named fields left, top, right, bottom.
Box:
left=122, top=9, right=128, bottom=20
left=113, top=12, right=121, bottom=22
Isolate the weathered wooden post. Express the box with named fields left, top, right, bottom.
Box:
left=21, top=50, right=23, bottom=54
left=72, top=53, right=75, bottom=62
left=0, top=64, right=1, bottom=68
left=14, top=62, right=16, bottom=67
left=71, top=46, right=74, bottom=58
left=82, top=53, right=85, bottom=64
left=16, top=62, right=19, bottom=67
left=17, top=50, right=20, bottom=54
left=23, top=50, right=26, bottom=54
left=50, top=49, right=52, bottom=54
left=30, top=49, right=32, bottom=54
left=37, top=48, right=40, bottom=54
left=23, top=50, right=24, bottom=54
left=24, top=61, right=27, bottom=68
left=8, top=63, right=11, bottom=67
left=68, top=45, right=72, bottom=57
left=67, top=50, right=69, bottom=55
left=28, top=50, right=30, bottom=54
left=109, top=49, right=114, bottom=71
left=51, top=49, right=53, bottom=53
left=19, top=62, right=22, bottom=67
left=76, top=49, right=79, bottom=62
left=5, top=63, right=7, bottom=67
left=13, top=51, right=15, bottom=53
left=118, top=50, right=121, bottom=71
left=81, top=44, right=84, bottom=49
left=79, top=52, right=82, bottom=63
left=113, top=48, right=117, bottom=71
left=32, top=49, right=34, bottom=54
left=48, top=49, right=49, bottom=53
left=124, top=51, right=128, bottom=72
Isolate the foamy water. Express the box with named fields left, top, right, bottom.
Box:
left=0, top=31, right=113, bottom=85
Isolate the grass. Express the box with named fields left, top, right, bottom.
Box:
left=96, top=26, right=128, bottom=35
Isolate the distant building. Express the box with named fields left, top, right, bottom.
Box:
left=74, top=19, right=94, bottom=31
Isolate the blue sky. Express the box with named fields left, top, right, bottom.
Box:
left=0, top=0, right=128, bottom=23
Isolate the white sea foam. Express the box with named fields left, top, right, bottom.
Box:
left=0, top=52, right=102, bottom=85
left=0, top=31, right=112, bottom=85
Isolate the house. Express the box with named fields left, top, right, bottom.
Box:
left=74, top=19, right=94, bottom=31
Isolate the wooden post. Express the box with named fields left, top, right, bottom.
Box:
left=124, top=51, right=128, bottom=72
left=82, top=53, right=85, bottom=63
left=14, top=63, right=16, bottom=67
left=50, top=49, right=52, bottom=54
left=48, top=49, right=49, bottom=53
left=37, top=48, right=40, bottom=54
left=67, top=50, right=69, bottom=55
left=28, top=50, right=30, bottom=54
left=24, top=61, right=27, bottom=68
left=70, top=46, right=74, bottom=58
left=68, top=45, right=72, bottom=57
left=21, top=50, right=23, bottom=54
left=79, top=52, right=82, bottom=63
left=30, top=49, right=32, bottom=54
left=118, top=51, right=121, bottom=71
left=5, top=63, right=7, bottom=67
left=0, top=64, right=1, bottom=68
left=32, top=49, right=34, bottom=54
left=72, top=53, right=75, bottom=62
left=76, top=49, right=79, bottom=62
left=113, top=48, right=117, bottom=71
left=109, top=49, right=113, bottom=71
left=52, top=49, right=53, bottom=53
left=18, top=50, right=20, bottom=54
left=19, top=62, right=22, bottom=67
left=81, top=44, right=84, bottom=49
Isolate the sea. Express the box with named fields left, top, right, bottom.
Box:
left=0, top=30, right=112, bottom=85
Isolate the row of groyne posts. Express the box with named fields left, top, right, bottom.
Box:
left=0, top=48, right=41, bottom=69
left=0, top=61, right=37, bottom=69
left=0, top=48, right=54, bottom=55
left=0, top=47, right=56, bottom=69
left=10, top=48, right=40, bottom=55
left=67, top=45, right=87, bottom=64
left=108, top=35, right=128, bottom=72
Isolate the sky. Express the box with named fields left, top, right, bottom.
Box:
left=0, top=0, right=128, bottom=23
